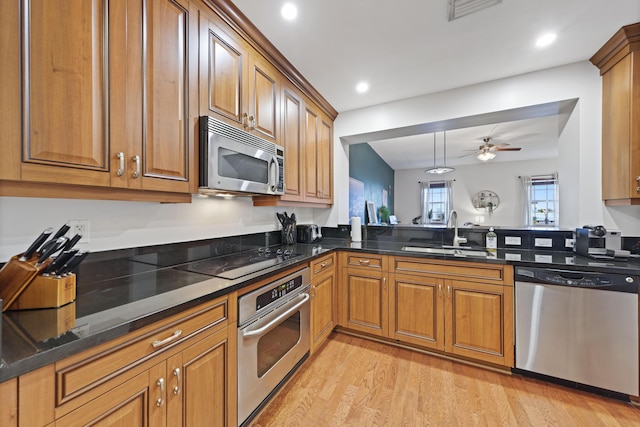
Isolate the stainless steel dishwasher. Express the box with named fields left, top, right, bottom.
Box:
left=515, top=266, right=638, bottom=396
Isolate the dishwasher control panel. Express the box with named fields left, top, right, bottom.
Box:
left=515, top=267, right=637, bottom=293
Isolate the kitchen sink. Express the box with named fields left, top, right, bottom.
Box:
left=401, top=246, right=492, bottom=258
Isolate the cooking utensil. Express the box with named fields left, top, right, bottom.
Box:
left=36, top=237, right=68, bottom=267
left=41, top=249, right=78, bottom=276
left=19, top=228, right=54, bottom=261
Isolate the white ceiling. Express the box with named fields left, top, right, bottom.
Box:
left=230, top=0, right=640, bottom=168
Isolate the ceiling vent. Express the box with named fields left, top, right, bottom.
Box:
left=448, top=0, right=502, bottom=21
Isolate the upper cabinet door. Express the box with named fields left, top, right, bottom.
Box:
left=141, top=0, right=190, bottom=192
left=22, top=0, right=111, bottom=186
left=200, top=16, right=246, bottom=125
left=247, top=53, right=279, bottom=142
left=281, top=83, right=303, bottom=200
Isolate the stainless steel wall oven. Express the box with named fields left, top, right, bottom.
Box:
left=237, top=267, right=310, bottom=426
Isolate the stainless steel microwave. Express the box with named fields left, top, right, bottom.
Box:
left=199, top=116, right=285, bottom=196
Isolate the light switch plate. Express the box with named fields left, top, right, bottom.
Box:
left=534, top=238, right=553, bottom=248
left=505, top=236, right=521, bottom=246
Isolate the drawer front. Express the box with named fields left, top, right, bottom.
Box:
left=311, top=253, right=335, bottom=276
left=342, top=253, right=385, bottom=270
left=392, top=257, right=511, bottom=285
left=55, top=297, right=229, bottom=406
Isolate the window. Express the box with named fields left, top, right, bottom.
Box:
left=522, top=174, right=559, bottom=226
left=420, top=180, right=453, bottom=225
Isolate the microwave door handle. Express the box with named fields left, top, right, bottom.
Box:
left=242, top=293, right=309, bottom=338
left=269, top=156, right=277, bottom=193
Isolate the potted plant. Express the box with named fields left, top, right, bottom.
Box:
left=378, top=205, right=390, bottom=223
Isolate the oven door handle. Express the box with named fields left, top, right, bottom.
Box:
left=242, top=293, right=310, bottom=339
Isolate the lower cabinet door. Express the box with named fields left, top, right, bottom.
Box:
left=55, top=370, right=163, bottom=427
left=311, top=269, right=336, bottom=353
left=341, top=268, right=388, bottom=337
left=444, top=280, right=514, bottom=367
left=169, top=327, right=232, bottom=427
left=389, top=274, right=444, bottom=351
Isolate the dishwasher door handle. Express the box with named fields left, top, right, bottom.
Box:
left=242, top=293, right=309, bottom=338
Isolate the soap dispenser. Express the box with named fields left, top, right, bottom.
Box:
left=486, top=227, right=497, bottom=252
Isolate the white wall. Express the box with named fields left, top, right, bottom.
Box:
left=330, top=61, right=640, bottom=235
left=5, top=60, right=640, bottom=261
left=0, top=195, right=320, bottom=261
left=394, top=158, right=559, bottom=227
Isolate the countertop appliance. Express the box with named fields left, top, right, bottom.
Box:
left=237, top=267, right=310, bottom=426
left=515, top=267, right=638, bottom=396
left=297, top=224, right=322, bottom=243
left=574, top=226, right=629, bottom=259
left=199, top=116, right=285, bottom=196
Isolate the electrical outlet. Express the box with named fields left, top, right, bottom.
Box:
left=68, top=219, right=90, bottom=243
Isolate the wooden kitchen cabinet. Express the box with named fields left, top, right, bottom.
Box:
left=340, top=254, right=514, bottom=368
left=303, top=100, right=334, bottom=204
left=4, top=293, right=236, bottom=426
left=590, top=22, right=640, bottom=205
left=389, top=273, right=444, bottom=351
left=310, top=253, right=337, bottom=353
left=252, top=81, right=334, bottom=207
left=199, top=7, right=279, bottom=143
left=445, top=279, right=514, bottom=367
left=0, top=0, right=194, bottom=202
left=339, top=253, right=389, bottom=337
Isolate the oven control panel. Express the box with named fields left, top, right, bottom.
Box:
left=256, top=275, right=303, bottom=310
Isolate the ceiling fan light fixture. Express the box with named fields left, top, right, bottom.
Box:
left=477, top=150, right=496, bottom=161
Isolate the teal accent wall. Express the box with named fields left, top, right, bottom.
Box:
left=349, top=143, right=394, bottom=223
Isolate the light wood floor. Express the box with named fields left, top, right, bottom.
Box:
left=250, top=333, right=640, bottom=426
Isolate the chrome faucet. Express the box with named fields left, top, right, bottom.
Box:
left=448, top=210, right=467, bottom=247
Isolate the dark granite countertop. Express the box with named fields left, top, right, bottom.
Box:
left=2, top=233, right=639, bottom=382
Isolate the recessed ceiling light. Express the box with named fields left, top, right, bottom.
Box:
left=281, top=3, right=297, bottom=20
left=356, top=82, right=369, bottom=94
left=535, top=33, right=557, bottom=48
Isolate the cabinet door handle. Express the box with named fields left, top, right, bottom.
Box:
left=636, top=176, right=640, bottom=192
left=438, top=284, right=443, bottom=297
left=358, top=259, right=370, bottom=265
left=132, top=155, right=141, bottom=178
left=173, top=368, right=181, bottom=395
left=152, top=329, right=182, bottom=348
left=310, top=285, right=316, bottom=298
left=447, top=285, right=451, bottom=299
left=116, top=152, right=125, bottom=176
left=383, top=277, right=386, bottom=290
left=156, top=377, right=165, bottom=407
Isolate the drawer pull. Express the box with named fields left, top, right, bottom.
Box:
left=152, top=329, right=182, bottom=348
left=320, top=262, right=328, bottom=268
left=358, top=259, right=370, bottom=265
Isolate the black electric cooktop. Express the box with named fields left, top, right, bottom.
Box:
left=175, top=247, right=302, bottom=280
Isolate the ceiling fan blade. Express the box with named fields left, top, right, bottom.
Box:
left=495, top=147, right=521, bottom=151
left=458, top=151, right=479, bottom=158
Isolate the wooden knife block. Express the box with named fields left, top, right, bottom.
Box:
left=10, top=274, right=76, bottom=310
left=0, top=255, right=47, bottom=311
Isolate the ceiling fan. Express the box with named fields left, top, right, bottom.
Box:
left=460, top=137, right=522, bottom=161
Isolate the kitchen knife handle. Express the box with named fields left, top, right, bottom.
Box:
left=63, top=234, right=82, bottom=251
left=117, top=152, right=125, bottom=176
left=20, top=228, right=54, bottom=261
left=51, top=224, right=71, bottom=240
left=132, top=155, right=141, bottom=178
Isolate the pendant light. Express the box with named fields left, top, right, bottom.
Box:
left=425, top=131, right=455, bottom=174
